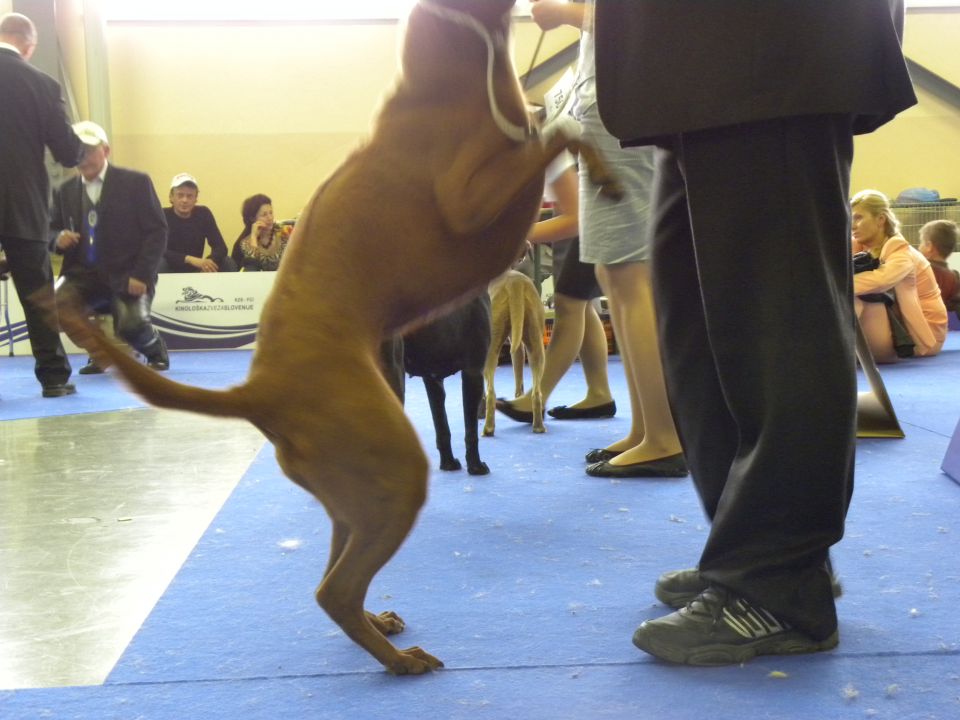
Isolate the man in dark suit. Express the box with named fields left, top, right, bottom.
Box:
left=0, top=12, right=83, bottom=397
left=593, top=1, right=917, bottom=665
left=51, top=121, right=170, bottom=372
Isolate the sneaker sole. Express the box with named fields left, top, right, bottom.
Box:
left=633, top=628, right=839, bottom=666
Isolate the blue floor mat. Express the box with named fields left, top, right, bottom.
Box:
left=3, top=335, right=959, bottom=719
left=0, top=351, right=253, bottom=421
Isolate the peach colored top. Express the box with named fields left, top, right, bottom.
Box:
left=853, top=235, right=948, bottom=356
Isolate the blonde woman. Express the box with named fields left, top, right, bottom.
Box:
left=851, top=189, right=947, bottom=362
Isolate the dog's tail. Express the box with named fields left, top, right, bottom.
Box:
left=60, top=304, right=253, bottom=420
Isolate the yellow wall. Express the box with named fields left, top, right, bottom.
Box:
left=851, top=9, right=960, bottom=202
left=54, top=9, right=959, bottom=249
left=903, top=8, right=960, bottom=80
left=54, top=0, right=89, bottom=119
left=97, top=17, right=575, bottom=245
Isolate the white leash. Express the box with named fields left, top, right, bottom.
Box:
left=418, top=0, right=531, bottom=143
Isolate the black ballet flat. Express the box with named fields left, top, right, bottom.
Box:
left=495, top=398, right=534, bottom=424
left=548, top=401, right=617, bottom=420
left=585, top=453, right=688, bottom=479
left=585, top=448, right=619, bottom=463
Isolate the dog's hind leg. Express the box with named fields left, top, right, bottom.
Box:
left=422, top=375, right=460, bottom=471
left=482, top=310, right=510, bottom=437
left=313, top=456, right=442, bottom=674
left=279, top=359, right=440, bottom=674
left=323, top=520, right=405, bottom=636
left=526, top=321, right=547, bottom=435
left=460, top=369, right=489, bottom=475
left=510, top=342, right=525, bottom=398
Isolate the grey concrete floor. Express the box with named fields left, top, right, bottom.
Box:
left=0, top=408, right=265, bottom=689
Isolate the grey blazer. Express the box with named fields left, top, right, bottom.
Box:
left=593, top=0, right=917, bottom=144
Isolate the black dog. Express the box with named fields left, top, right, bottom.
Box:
left=403, top=294, right=491, bottom=475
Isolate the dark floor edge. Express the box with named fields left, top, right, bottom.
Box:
left=86, top=648, right=960, bottom=690
left=895, top=420, right=954, bottom=439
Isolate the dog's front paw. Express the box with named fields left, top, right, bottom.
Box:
left=387, top=646, right=444, bottom=676
left=467, top=460, right=489, bottom=476
left=367, top=610, right=405, bottom=636
left=439, top=457, right=462, bottom=472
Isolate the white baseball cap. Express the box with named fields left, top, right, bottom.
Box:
left=170, top=173, right=199, bottom=190
left=73, top=120, right=109, bottom=146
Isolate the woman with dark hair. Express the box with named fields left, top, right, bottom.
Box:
left=231, top=193, right=291, bottom=271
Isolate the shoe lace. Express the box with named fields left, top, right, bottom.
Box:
left=682, top=586, right=728, bottom=626
left=683, top=586, right=791, bottom=638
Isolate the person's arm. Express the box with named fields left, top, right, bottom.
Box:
left=530, top=0, right=588, bottom=31
left=527, top=165, right=579, bottom=246
left=49, top=185, right=80, bottom=254
left=230, top=236, right=246, bottom=270
left=41, top=75, right=83, bottom=168
left=202, top=207, right=230, bottom=265
left=162, top=216, right=189, bottom=269
left=853, top=239, right=914, bottom=295
left=164, top=249, right=187, bottom=267
left=949, top=270, right=960, bottom=311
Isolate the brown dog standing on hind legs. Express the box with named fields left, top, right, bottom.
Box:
left=483, top=270, right=547, bottom=435
left=52, top=0, right=621, bottom=675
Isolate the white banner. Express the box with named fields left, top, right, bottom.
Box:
left=1, top=272, right=276, bottom=356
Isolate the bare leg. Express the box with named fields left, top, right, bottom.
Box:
left=576, top=300, right=614, bottom=407
left=596, top=262, right=682, bottom=463
left=854, top=297, right=897, bottom=363
left=595, top=265, right=645, bottom=453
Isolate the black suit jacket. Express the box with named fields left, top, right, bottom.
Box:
left=0, top=46, right=83, bottom=243
left=593, top=1, right=917, bottom=144
left=51, top=165, right=168, bottom=293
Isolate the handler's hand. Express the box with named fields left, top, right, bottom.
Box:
left=127, top=277, right=148, bottom=296
left=530, top=0, right=569, bottom=31
left=56, top=230, right=81, bottom=250
left=187, top=256, right=219, bottom=272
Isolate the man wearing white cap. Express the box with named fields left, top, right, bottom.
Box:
left=161, top=173, right=234, bottom=273
left=51, top=121, right=171, bottom=372
left=0, top=12, right=84, bottom=397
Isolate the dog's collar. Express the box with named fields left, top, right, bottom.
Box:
left=418, top=0, right=531, bottom=144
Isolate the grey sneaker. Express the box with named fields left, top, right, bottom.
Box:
left=633, top=586, right=839, bottom=666
left=655, top=565, right=843, bottom=609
